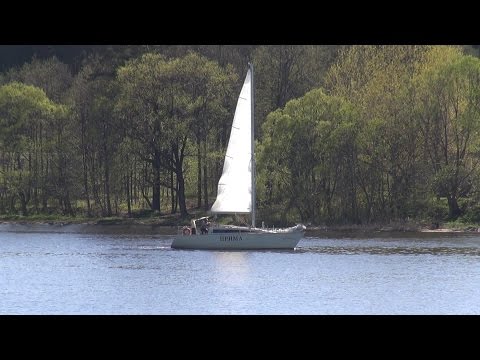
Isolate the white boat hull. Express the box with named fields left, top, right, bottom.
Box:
left=171, top=226, right=304, bottom=250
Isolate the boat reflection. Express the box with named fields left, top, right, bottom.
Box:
left=211, top=251, right=250, bottom=285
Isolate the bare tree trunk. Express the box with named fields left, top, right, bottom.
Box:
left=103, top=121, right=112, bottom=217
left=151, top=150, right=161, bottom=211
left=81, top=114, right=91, bottom=216
left=91, top=157, right=104, bottom=215
left=10, top=195, right=16, bottom=213
left=19, top=191, right=28, bottom=216
left=126, top=160, right=132, bottom=217
left=104, top=161, right=112, bottom=216
left=42, top=157, right=48, bottom=211
left=173, top=138, right=188, bottom=217
left=64, top=191, right=75, bottom=216
left=33, top=125, right=39, bottom=213
left=114, top=195, right=118, bottom=215
left=177, top=170, right=188, bottom=217
left=203, top=140, right=209, bottom=210
left=197, top=139, right=202, bottom=208
left=447, top=194, right=461, bottom=219
left=175, top=176, right=178, bottom=213
left=170, top=168, right=175, bottom=214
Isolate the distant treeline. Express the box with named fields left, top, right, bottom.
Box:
left=1, top=45, right=480, bottom=225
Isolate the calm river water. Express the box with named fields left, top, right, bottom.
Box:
left=1, top=223, right=479, bottom=314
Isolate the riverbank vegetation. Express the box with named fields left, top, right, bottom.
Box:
left=1, top=45, right=480, bottom=228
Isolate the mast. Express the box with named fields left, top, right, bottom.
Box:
left=249, top=62, right=256, bottom=228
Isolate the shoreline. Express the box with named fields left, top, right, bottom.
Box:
left=306, top=224, right=480, bottom=233
left=1, top=218, right=479, bottom=234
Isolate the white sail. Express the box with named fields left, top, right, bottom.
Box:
left=211, top=68, right=252, bottom=214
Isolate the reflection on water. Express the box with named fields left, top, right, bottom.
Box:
left=1, top=225, right=480, bottom=314
left=212, top=252, right=249, bottom=285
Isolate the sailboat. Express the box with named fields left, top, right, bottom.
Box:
left=171, top=63, right=305, bottom=250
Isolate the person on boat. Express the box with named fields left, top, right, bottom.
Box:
left=200, top=218, right=209, bottom=235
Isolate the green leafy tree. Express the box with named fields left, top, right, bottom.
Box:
left=0, top=82, right=65, bottom=215
left=253, top=45, right=340, bottom=137
left=257, top=88, right=357, bottom=224
left=69, top=55, right=123, bottom=217
left=5, top=56, right=73, bottom=102
left=414, top=47, right=480, bottom=219
left=326, top=45, right=430, bottom=221
left=116, top=52, right=236, bottom=217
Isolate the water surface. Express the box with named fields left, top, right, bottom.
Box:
left=1, top=224, right=479, bottom=314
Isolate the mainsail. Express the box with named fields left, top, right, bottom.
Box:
left=211, top=68, right=252, bottom=214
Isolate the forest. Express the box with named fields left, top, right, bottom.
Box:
left=1, top=45, right=480, bottom=226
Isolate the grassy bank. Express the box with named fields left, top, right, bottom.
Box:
left=0, top=210, right=199, bottom=226
left=2, top=212, right=480, bottom=233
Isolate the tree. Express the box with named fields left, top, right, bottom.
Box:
left=116, top=52, right=236, bottom=217
left=325, top=45, right=431, bottom=221
left=415, top=47, right=480, bottom=219
left=0, top=82, right=65, bottom=215
left=253, top=45, right=340, bottom=137
left=257, top=88, right=357, bottom=224
left=69, top=55, right=123, bottom=217
left=5, top=56, right=73, bottom=103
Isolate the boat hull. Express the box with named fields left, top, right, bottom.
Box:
left=171, top=229, right=303, bottom=250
